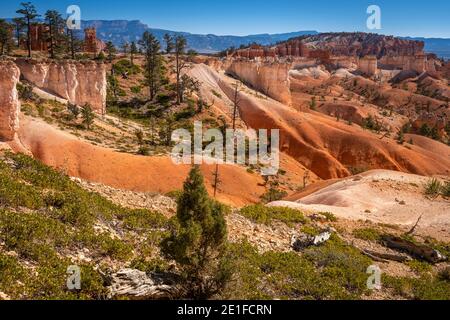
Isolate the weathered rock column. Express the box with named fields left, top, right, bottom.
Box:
left=0, top=60, right=21, bottom=141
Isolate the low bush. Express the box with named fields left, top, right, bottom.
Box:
left=240, top=204, right=307, bottom=226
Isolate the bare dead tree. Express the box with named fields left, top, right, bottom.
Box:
left=405, top=214, right=423, bottom=236
left=232, top=81, right=242, bottom=130
left=212, top=163, right=221, bottom=198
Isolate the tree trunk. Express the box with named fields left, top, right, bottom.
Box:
left=27, top=18, right=31, bottom=58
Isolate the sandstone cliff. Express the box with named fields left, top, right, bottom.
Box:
left=227, top=60, right=292, bottom=105
left=15, top=59, right=107, bottom=115
left=0, top=60, right=20, bottom=141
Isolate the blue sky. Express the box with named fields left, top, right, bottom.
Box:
left=1, top=0, right=449, bottom=38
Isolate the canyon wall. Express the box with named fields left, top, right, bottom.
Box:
left=0, top=60, right=21, bottom=141
left=15, top=59, right=107, bottom=115
left=226, top=60, right=292, bottom=105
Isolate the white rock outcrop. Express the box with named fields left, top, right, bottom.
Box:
left=0, top=60, right=21, bottom=141
left=15, top=58, right=107, bottom=115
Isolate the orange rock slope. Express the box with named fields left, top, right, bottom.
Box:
left=192, top=64, right=450, bottom=180
left=14, top=117, right=265, bottom=207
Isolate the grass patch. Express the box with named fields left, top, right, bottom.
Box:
left=221, top=236, right=371, bottom=300
left=383, top=274, right=450, bottom=300
left=352, top=228, right=383, bottom=242
left=240, top=205, right=307, bottom=226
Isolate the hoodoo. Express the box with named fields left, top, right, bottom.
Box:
left=0, top=60, right=21, bottom=141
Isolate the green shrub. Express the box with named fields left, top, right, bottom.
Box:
left=320, top=212, right=338, bottom=222
left=352, top=228, right=383, bottom=242
left=441, top=181, right=450, bottom=197
left=112, top=59, right=141, bottom=75
left=383, top=274, right=450, bottom=300
left=240, top=205, right=307, bottom=226
left=222, top=238, right=371, bottom=300
left=406, top=260, right=432, bottom=274
left=425, top=178, right=442, bottom=197
left=260, top=187, right=288, bottom=203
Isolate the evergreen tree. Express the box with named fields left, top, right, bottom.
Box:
left=105, top=41, right=116, bottom=62
left=161, top=166, right=231, bottom=299
left=420, top=123, right=432, bottom=137
left=0, top=20, right=14, bottom=55
left=12, top=17, right=25, bottom=48
left=81, top=103, right=95, bottom=130
left=175, top=35, right=187, bottom=104
left=16, top=2, right=39, bottom=58
left=44, top=10, right=65, bottom=59
left=130, top=41, right=138, bottom=64
left=139, top=31, right=163, bottom=100
left=163, top=33, right=174, bottom=54
left=66, top=28, right=83, bottom=59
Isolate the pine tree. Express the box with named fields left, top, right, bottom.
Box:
left=130, top=41, right=138, bottom=64
left=16, top=2, right=39, bottom=58
left=44, top=10, right=65, bottom=59
left=105, top=41, right=116, bottom=62
left=175, top=35, right=187, bottom=104
left=139, top=31, right=163, bottom=101
left=12, top=17, right=25, bottom=48
left=0, top=20, right=14, bottom=55
left=66, top=28, right=82, bottom=60
left=161, top=166, right=231, bottom=299
left=81, top=103, right=95, bottom=130
left=163, top=33, right=174, bottom=54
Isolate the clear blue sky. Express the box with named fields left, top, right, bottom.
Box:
left=1, top=0, right=449, bottom=38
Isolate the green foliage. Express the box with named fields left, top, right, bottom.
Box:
left=309, top=96, right=317, bottom=110
left=17, top=82, right=36, bottom=101
left=352, top=228, right=383, bottom=242
left=81, top=104, right=95, bottom=130
left=406, top=260, right=432, bottom=275
left=438, top=267, right=450, bottom=282
left=383, top=274, right=450, bottom=300
left=67, top=103, right=80, bottom=120
left=130, top=86, right=142, bottom=94
left=0, top=153, right=168, bottom=299
left=161, top=166, right=231, bottom=299
left=174, top=105, right=196, bottom=121
left=424, top=178, right=442, bottom=197
left=112, top=59, right=141, bottom=75
left=441, top=181, right=450, bottom=197
left=222, top=237, right=371, bottom=300
left=320, top=212, right=338, bottom=222
left=260, top=187, right=288, bottom=203
left=240, top=204, right=307, bottom=226
left=362, top=115, right=382, bottom=131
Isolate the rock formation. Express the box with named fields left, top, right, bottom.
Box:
left=227, top=60, right=292, bottom=105
left=231, top=32, right=437, bottom=75
left=15, top=58, right=107, bottom=115
left=0, top=60, right=20, bottom=141
left=84, top=28, right=106, bottom=54
left=358, top=55, right=378, bottom=75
